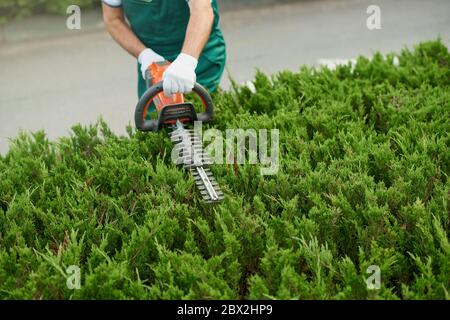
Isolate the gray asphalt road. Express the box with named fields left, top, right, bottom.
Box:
left=1, top=0, right=449, bottom=155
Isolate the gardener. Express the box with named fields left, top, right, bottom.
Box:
left=102, top=0, right=227, bottom=98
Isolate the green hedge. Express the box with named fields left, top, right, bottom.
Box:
left=0, top=0, right=299, bottom=24
left=0, top=0, right=98, bottom=24
left=0, top=40, right=449, bottom=299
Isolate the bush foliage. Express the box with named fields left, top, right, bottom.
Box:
left=0, top=40, right=449, bottom=300
left=0, top=0, right=98, bottom=24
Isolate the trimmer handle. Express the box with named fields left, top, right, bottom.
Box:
left=135, top=79, right=215, bottom=132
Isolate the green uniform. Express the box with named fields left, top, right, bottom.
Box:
left=120, top=0, right=227, bottom=98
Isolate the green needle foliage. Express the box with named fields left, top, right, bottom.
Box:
left=0, top=0, right=98, bottom=24
left=0, top=40, right=449, bottom=300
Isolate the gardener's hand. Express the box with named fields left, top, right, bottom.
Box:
left=163, top=53, right=198, bottom=96
left=138, top=48, right=165, bottom=79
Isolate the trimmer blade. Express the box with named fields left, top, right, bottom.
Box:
left=171, top=121, right=224, bottom=204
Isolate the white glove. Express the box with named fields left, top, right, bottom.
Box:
left=138, top=48, right=165, bottom=79
left=163, top=53, right=198, bottom=96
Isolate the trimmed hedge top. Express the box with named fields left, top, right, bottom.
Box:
left=0, top=40, right=449, bottom=299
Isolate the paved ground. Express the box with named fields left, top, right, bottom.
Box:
left=1, top=0, right=449, bottom=154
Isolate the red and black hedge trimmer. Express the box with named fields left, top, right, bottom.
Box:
left=134, top=62, right=224, bottom=203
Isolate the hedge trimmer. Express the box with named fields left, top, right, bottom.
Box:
left=134, top=62, right=224, bottom=203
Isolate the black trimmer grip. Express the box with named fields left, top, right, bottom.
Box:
left=134, top=81, right=214, bottom=132
left=192, top=83, right=214, bottom=123
left=134, top=81, right=163, bottom=132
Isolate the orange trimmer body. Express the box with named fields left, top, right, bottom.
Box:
left=136, top=60, right=213, bottom=131
left=147, top=62, right=184, bottom=112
